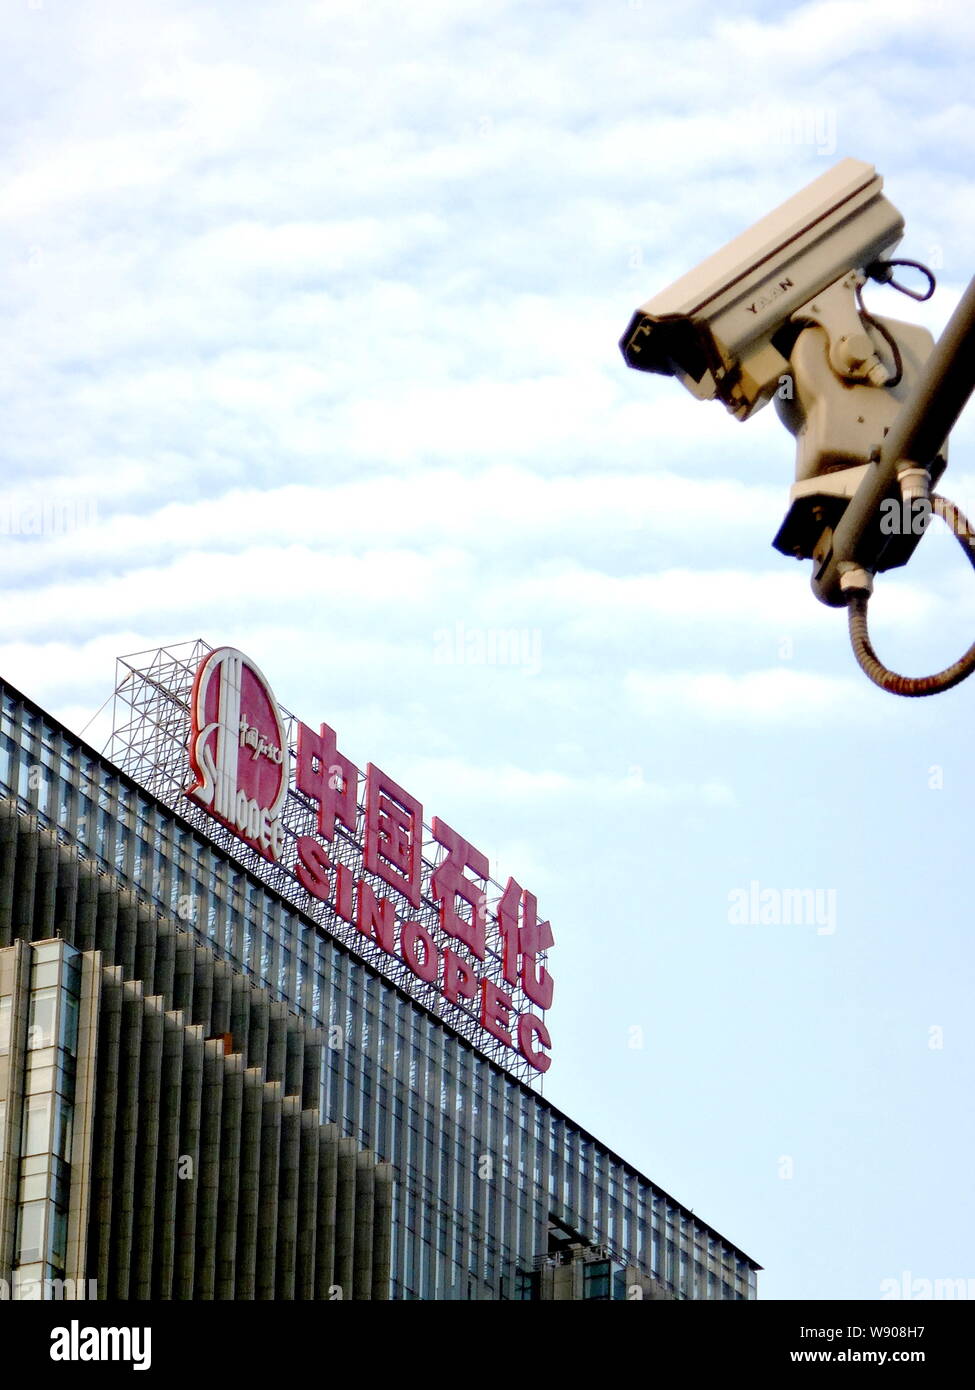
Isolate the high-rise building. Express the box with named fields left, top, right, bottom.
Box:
left=0, top=644, right=760, bottom=1300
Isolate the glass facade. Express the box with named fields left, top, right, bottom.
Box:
left=0, top=939, right=81, bottom=1296
left=0, top=679, right=759, bottom=1300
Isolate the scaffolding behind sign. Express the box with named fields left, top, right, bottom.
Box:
left=107, top=639, right=550, bottom=1087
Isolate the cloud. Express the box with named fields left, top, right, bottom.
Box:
left=392, top=753, right=736, bottom=810
left=624, top=666, right=879, bottom=723
left=0, top=466, right=785, bottom=586
left=713, top=0, right=975, bottom=72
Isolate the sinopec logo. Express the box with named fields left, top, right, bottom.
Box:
left=186, top=647, right=289, bottom=861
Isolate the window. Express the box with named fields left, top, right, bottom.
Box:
left=0, top=996, right=11, bottom=1054
left=18, top=1201, right=46, bottom=1263
left=0, top=733, right=15, bottom=791
left=76, top=794, right=92, bottom=846
left=50, top=1205, right=68, bottom=1266
left=584, top=1259, right=611, bottom=1300
left=23, top=1095, right=52, bottom=1154
left=28, top=988, right=58, bottom=1049
left=54, top=1095, right=73, bottom=1161
left=115, top=823, right=130, bottom=872
left=62, top=995, right=79, bottom=1057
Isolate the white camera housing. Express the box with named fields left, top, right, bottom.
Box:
left=771, top=309, right=940, bottom=561
left=620, top=158, right=905, bottom=420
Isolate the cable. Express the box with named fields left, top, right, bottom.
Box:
left=866, top=258, right=937, bottom=302
left=855, top=259, right=937, bottom=390
left=78, top=675, right=126, bottom=737
left=847, top=494, right=975, bottom=696
left=856, top=282, right=904, bottom=387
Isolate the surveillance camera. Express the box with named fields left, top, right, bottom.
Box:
left=620, top=157, right=942, bottom=570
left=620, top=159, right=975, bottom=698
left=619, top=158, right=906, bottom=422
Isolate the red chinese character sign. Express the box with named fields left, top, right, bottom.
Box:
left=183, top=646, right=554, bottom=1075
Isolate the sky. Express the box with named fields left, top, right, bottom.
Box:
left=1, top=0, right=974, bottom=1302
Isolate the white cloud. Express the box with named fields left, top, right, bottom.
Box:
left=0, top=467, right=780, bottom=579
left=624, top=666, right=880, bottom=723
left=392, top=754, right=736, bottom=810
left=713, top=0, right=975, bottom=72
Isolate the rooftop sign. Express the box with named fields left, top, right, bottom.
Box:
left=185, top=646, right=554, bottom=1073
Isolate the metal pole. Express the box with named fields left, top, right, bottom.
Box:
left=813, top=273, right=975, bottom=607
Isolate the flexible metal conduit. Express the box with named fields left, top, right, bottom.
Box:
left=847, top=494, right=975, bottom=696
